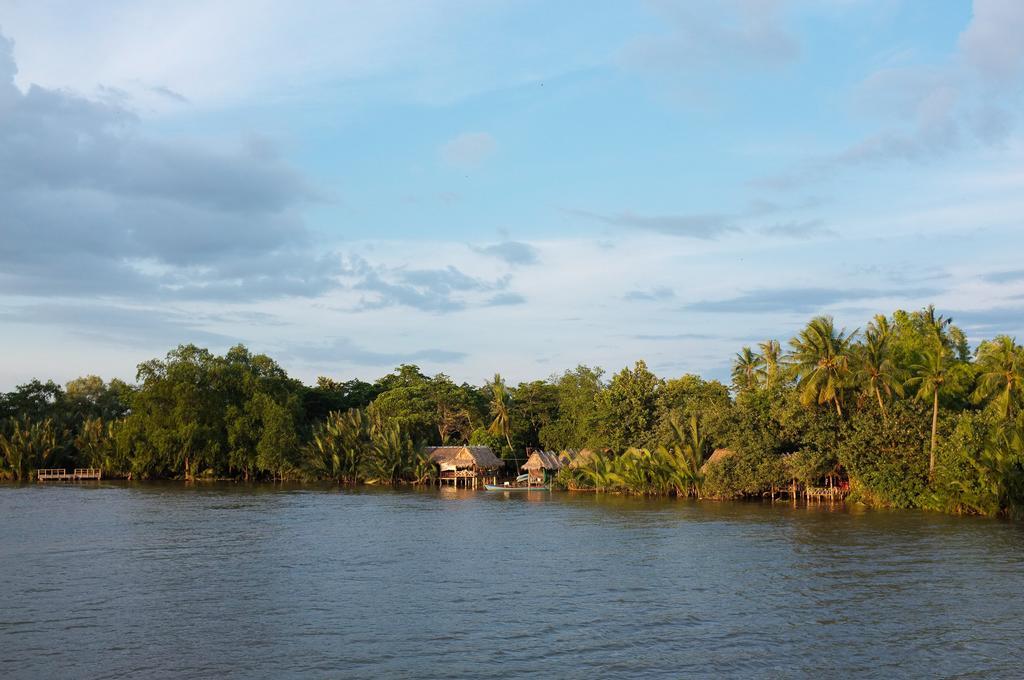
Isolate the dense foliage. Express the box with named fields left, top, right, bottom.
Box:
left=2, top=305, right=1023, bottom=517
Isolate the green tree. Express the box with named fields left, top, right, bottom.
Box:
left=430, top=374, right=479, bottom=444
left=540, top=365, right=604, bottom=450
left=654, top=374, right=731, bottom=446
left=367, top=369, right=437, bottom=445
left=303, top=377, right=380, bottom=424
left=0, top=417, right=64, bottom=480
left=597, top=360, right=661, bottom=450
left=972, top=335, right=1024, bottom=420
left=788, top=316, right=857, bottom=417
left=757, top=340, right=783, bottom=388
left=74, top=418, right=125, bottom=475
left=509, top=380, right=560, bottom=452
left=731, top=347, right=763, bottom=393
left=855, top=314, right=904, bottom=422
left=306, top=409, right=372, bottom=483
left=486, top=373, right=514, bottom=453
left=907, top=347, right=949, bottom=479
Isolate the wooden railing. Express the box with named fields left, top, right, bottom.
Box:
left=805, top=486, right=847, bottom=501
left=37, top=468, right=102, bottom=481
left=439, top=469, right=477, bottom=479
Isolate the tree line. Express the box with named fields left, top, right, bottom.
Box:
left=1, top=305, right=1022, bottom=517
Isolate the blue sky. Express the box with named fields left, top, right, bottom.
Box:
left=1, top=0, right=1023, bottom=387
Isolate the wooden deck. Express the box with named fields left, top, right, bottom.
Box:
left=37, top=468, right=102, bottom=481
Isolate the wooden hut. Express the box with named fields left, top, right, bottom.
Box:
left=521, top=450, right=566, bottom=485
left=427, top=446, right=503, bottom=488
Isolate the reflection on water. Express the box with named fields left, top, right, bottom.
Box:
left=2, top=483, right=1022, bottom=679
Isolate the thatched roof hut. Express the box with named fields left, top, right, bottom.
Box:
left=700, top=448, right=736, bottom=474
left=521, top=450, right=566, bottom=472
left=428, top=445, right=503, bottom=488
left=427, top=445, right=503, bottom=470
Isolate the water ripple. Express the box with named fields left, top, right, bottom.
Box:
left=1, top=483, right=1023, bottom=679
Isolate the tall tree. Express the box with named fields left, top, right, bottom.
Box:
left=540, top=365, right=604, bottom=450
left=486, top=373, right=514, bottom=453
left=731, top=347, right=763, bottom=393
left=907, top=347, right=948, bottom=479
left=855, top=314, right=903, bottom=422
left=788, top=316, right=857, bottom=417
left=972, top=335, right=1024, bottom=420
left=598, top=361, right=661, bottom=450
left=757, top=340, right=783, bottom=389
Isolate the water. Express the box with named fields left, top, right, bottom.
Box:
left=1, top=484, right=1022, bottom=679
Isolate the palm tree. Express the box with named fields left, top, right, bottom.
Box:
left=757, top=340, right=783, bottom=388
left=576, top=451, right=623, bottom=492
left=907, top=348, right=948, bottom=479
left=973, top=335, right=1024, bottom=420
left=486, top=373, right=514, bottom=453
left=919, top=304, right=955, bottom=354
left=307, top=408, right=372, bottom=483
left=855, top=315, right=903, bottom=422
left=0, top=418, right=61, bottom=481
left=731, top=347, right=764, bottom=393
left=787, top=316, right=857, bottom=416
left=665, top=413, right=707, bottom=496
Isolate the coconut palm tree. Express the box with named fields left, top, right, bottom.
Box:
left=486, top=373, right=514, bottom=453
left=855, top=315, right=903, bottom=422
left=921, top=304, right=953, bottom=348
left=757, top=339, right=783, bottom=388
left=907, top=348, right=948, bottom=479
left=731, top=347, right=763, bottom=393
left=788, top=316, right=857, bottom=417
left=972, top=335, right=1024, bottom=420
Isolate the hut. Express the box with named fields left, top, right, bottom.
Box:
left=565, top=448, right=596, bottom=468
left=520, top=450, right=567, bottom=485
left=427, top=446, right=503, bottom=488
left=700, top=448, right=735, bottom=475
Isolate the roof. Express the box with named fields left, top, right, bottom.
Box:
left=521, top=450, right=566, bottom=471
left=566, top=448, right=597, bottom=468
left=426, top=445, right=504, bottom=469
left=700, top=448, right=736, bottom=474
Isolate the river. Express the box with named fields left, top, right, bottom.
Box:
left=1, top=483, right=1022, bottom=679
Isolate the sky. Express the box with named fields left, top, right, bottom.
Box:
left=1, top=0, right=1024, bottom=388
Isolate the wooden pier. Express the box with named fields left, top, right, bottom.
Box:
left=37, top=468, right=102, bottom=482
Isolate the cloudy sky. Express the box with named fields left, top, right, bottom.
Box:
left=2, top=0, right=1023, bottom=388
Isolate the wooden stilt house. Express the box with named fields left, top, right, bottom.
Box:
left=427, top=446, right=503, bottom=488
left=521, top=450, right=568, bottom=485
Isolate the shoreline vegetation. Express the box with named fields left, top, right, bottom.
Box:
left=2, top=306, right=1023, bottom=518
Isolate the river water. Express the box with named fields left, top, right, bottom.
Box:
left=1, top=483, right=1022, bottom=679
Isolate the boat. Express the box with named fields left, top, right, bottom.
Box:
left=484, top=473, right=549, bottom=492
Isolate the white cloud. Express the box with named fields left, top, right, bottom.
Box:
left=0, top=1, right=481, bottom=110
left=958, top=0, right=1024, bottom=82
left=0, top=31, right=336, bottom=301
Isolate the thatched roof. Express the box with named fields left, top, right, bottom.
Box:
left=521, top=450, right=565, bottom=471
left=700, top=448, right=735, bottom=474
left=426, top=446, right=504, bottom=469
left=566, top=448, right=597, bottom=468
